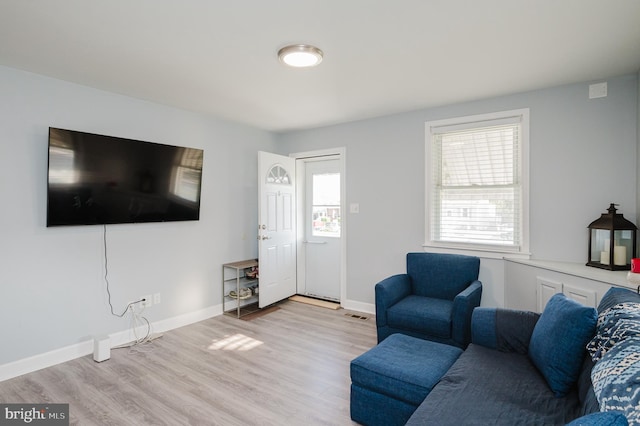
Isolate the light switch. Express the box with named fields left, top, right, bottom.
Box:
left=350, top=203, right=360, bottom=214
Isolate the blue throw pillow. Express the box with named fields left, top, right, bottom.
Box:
left=529, top=293, right=598, bottom=397
left=565, top=411, right=629, bottom=426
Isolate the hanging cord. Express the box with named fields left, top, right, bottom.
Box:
left=103, top=225, right=156, bottom=350
left=112, top=305, right=157, bottom=353
left=104, top=224, right=142, bottom=317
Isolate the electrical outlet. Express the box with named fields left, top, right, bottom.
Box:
left=142, top=294, right=152, bottom=308
left=153, top=293, right=161, bottom=305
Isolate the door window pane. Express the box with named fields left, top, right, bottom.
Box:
left=312, top=173, right=340, bottom=237
left=266, top=165, right=291, bottom=184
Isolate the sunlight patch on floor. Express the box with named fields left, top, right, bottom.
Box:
left=208, top=334, right=264, bottom=351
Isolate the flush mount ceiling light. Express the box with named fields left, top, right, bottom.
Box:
left=278, top=44, right=323, bottom=68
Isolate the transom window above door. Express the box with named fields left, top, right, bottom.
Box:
left=266, top=165, right=291, bottom=184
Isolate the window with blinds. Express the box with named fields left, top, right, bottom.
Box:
left=426, top=109, right=529, bottom=254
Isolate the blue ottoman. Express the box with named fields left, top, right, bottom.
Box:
left=350, top=333, right=463, bottom=426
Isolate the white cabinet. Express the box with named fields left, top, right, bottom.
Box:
left=563, top=284, right=596, bottom=309
left=505, top=259, right=632, bottom=313
left=222, top=259, right=259, bottom=318
left=536, top=277, right=562, bottom=312
left=534, top=277, right=597, bottom=311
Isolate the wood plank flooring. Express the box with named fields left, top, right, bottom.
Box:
left=0, top=300, right=377, bottom=425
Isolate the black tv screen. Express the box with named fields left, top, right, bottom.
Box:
left=47, top=127, right=204, bottom=227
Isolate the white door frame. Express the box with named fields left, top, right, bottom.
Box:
left=290, top=147, right=346, bottom=304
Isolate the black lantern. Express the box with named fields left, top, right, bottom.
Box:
left=587, top=203, right=637, bottom=270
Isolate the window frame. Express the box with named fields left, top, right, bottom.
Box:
left=424, top=108, right=530, bottom=259
left=310, top=172, right=341, bottom=238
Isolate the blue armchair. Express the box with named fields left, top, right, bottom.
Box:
left=375, top=252, right=482, bottom=348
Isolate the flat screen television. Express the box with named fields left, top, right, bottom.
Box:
left=47, top=127, right=204, bottom=227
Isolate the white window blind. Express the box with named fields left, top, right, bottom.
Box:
left=426, top=110, right=529, bottom=254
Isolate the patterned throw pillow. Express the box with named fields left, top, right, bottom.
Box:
left=590, top=336, right=640, bottom=426
left=587, top=303, right=640, bottom=362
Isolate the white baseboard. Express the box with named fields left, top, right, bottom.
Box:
left=0, top=340, right=95, bottom=383
left=0, top=304, right=223, bottom=382
left=109, top=304, right=222, bottom=348
left=342, top=298, right=375, bottom=315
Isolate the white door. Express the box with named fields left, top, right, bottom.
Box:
left=300, top=158, right=341, bottom=301
left=258, top=151, right=297, bottom=308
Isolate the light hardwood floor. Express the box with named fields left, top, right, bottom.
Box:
left=0, top=300, right=377, bottom=425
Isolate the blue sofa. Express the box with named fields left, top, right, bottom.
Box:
left=353, top=287, right=640, bottom=426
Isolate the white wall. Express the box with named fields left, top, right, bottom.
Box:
left=0, top=66, right=276, bottom=366
left=1, top=64, right=637, bottom=371
left=277, top=74, right=639, bottom=309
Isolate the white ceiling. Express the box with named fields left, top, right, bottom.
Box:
left=1, top=1, right=639, bottom=133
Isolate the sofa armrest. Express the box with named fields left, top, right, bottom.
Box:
left=375, top=274, right=411, bottom=327
left=451, top=280, right=483, bottom=347
left=471, top=307, right=540, bottom=354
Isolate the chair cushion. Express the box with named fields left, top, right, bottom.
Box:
left=528, top=293, right=598, bottom=397
left=350, top=334, right=463, bottom=406
left=386, top=295, right=453, bottom=338
left=407, top=253, right=480, bottom=300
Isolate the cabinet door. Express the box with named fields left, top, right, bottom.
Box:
left=537, top=277, right=562, bottom=312
left=564, top=284, right=597, bottom=308
left=536, top=277, right=598, bottom=312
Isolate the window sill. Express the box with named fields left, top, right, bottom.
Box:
left=504, top=258, right=633, bottom=289
left=422, top=243, right=531, bottom=260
